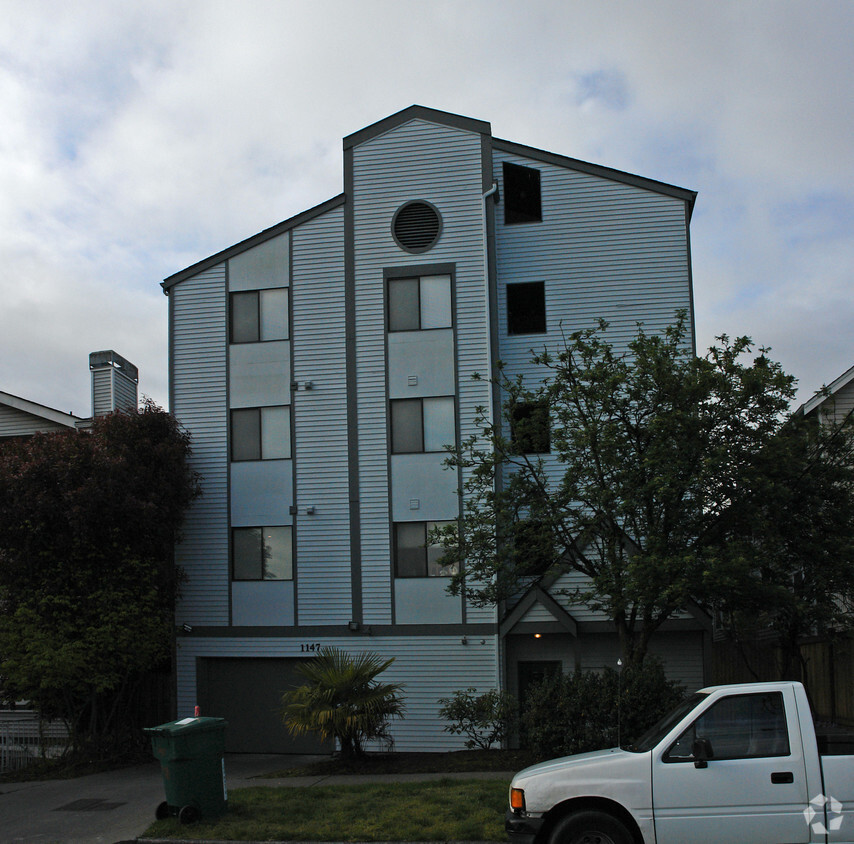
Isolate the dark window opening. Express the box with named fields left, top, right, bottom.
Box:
left=503, top=162, right=542, bottom=225
left=507, top=282, right=546, bottom=335
left=513, top=517, right=555, bottom=576
left=510, top=401, right=550, bottom=454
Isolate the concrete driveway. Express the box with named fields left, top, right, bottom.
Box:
left=0, top=754, right=305, bottom=844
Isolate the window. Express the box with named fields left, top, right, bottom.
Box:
left=230, top=288, right=289, bottom=343
left=232, top=526, right=293, bottom=580
left=510, top=401, right=550, bottom=454
left=388, top=274, right=452, bottom=331
left=503, top=162, right=542, bottom=224
left=664, top=692, right=790, bottom=762
left=394, top=521, right=457, bottom=577
left=391, top=396, right=455, bottom=453
left=507, top=282, right=546, bottom=335
left=230, top=406, right=291, bottom=461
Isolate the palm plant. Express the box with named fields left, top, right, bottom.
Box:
left=281, top=647, right=405, bottom=758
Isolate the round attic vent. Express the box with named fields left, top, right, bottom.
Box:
left=392, top=200, right=442, bottom=253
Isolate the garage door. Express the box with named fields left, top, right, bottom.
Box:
left=197, top=657, right=333, bottom=754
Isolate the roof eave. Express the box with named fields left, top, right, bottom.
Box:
left=162, top=193, right=346, bottom=293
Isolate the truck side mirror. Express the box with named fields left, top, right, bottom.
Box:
left=693, top=737, right=714, bottom=769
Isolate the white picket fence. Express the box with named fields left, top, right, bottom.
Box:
left=0, top=712, right=69, bottom=773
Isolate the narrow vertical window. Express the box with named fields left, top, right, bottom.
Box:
left=510, top=401, right=550, bottom=454
left=503, top=162, right=542, bottom=225
left=230, top=291, right=259, bottom=343
left=507, top=282, right=546, bottom=335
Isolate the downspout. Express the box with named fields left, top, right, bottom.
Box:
left=482, top=182, right=498, bottom=427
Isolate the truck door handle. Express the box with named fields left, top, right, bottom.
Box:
left=771, top=772, right=794, bottom=784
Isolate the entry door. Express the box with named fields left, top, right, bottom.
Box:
left=652, top=690, right=809, bottom=844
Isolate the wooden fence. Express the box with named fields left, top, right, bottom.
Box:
left=711, top=635, right=854, bottom=726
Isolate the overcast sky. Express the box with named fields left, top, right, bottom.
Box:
left=1, top=0, right=851, bottom=417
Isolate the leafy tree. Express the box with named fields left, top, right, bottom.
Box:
left=711, top=403, right=854, bottom=679
left=281, top=647, right=405, bottom=759
left=438, top=687, right=518, bottom=750
left=0, top=401, right=199, bottom=756
left=433, top=313, right=853, bottom=667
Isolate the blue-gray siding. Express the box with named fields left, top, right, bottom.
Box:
left=171, top=265, right=230, bottom=626
left=291, top=205, right=352, bottom=625
left=351, top=117, right=494, bottom=626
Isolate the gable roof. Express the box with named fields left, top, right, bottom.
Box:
left=0, top=391, right=82, bottom=429
left=493, top=137, right=698, bottom=218
left=161, top=194, right=346, bottom=292
left=798, top=363, right=854, bottom=417
left=163, top=105, right=697, bottom=290
left=343, top=104, right=491, bottom=150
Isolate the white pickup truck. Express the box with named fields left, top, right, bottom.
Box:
left=506, top=680, right=853, bottom=844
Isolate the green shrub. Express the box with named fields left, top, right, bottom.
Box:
left=438, top=687, right=518, bottom=749
left=520, top=659, right=684, bottom=757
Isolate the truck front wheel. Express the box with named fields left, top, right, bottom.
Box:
left=548, top=810, right=633, bottom=844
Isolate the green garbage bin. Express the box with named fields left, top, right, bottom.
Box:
left=144, top=716, right=229, bottom=824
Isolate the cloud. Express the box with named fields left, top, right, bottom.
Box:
left=0, top=0, right=851, bottom=413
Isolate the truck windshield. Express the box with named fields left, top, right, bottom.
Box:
left=624, top=693, right=708, bottom=752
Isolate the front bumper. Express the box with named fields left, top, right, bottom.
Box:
left=505, top=809, right=544, bottom=844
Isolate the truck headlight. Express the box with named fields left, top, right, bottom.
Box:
left=510, top=787, right=526, bottom=813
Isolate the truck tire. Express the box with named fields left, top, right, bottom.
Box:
left=549, top=810, right=633, bottom=844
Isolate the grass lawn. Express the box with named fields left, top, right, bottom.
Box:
left=142, top=777, right=510, bottom=841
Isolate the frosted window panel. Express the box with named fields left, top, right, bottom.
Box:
left=261, top=406, right=291, bottom=459
left=419, top=275, right=452, bottom=329
left=423, top=397, right=455, bottom=452
left=260, top=288, right=289, bottom=340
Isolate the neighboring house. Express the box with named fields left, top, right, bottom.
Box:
left=798, top=363, right=854, bottom=425
left=162, top=105, right=710, bottom=753
left=0, top=351, right=139, bottom=442
left=0, top=392, right=82, bottom=439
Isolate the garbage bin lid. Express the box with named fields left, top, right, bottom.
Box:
left=143, top=716, right=228, bottom=736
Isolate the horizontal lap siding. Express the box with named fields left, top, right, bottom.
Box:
left=352, top=119, right=492, bottom=626
left=0, top=406, right=72, bottom=436
left=493, top=148, right=694, bottom=570
left=494, top=148, right=692, bottom=374
left=176, top=634, right=499, bottom=750
left=171, top=266, right=229, bottom=625
left=292, top=207, right=352, bottom=624
left=579, top=631, right=704, bottom=691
